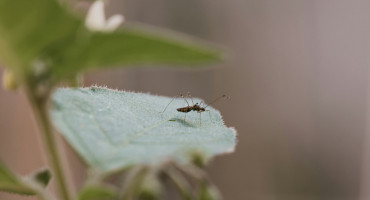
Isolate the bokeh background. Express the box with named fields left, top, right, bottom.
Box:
left=1, top=0, right=370, bottom=199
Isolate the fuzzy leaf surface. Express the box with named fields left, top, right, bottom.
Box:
left=51, top=87, right=236, bottom=172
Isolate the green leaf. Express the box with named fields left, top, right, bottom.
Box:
left=77, top=185, right=116, bottom=200
left=53, top=24, right=223, bottom=78
left=50, top=87, right=236, bottom=172
left=0, top=0, right=222, bottom=80
left=0, top=0, right=81, bottom=71
left=0, top=160, right=34, bottom=195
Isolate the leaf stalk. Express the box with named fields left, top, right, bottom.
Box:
left=24, top=83, right=72, bottom=200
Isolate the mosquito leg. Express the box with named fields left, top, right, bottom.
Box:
left=199, top=112, right=202, bottom=127
left=180, top=93, right=190, bottom=107
left=161, top=97, right=176, bottom=113
left=206, top=110, right=212, bottom=123
left=184, top=113, right=187, bottom=122
left=161, top=93, right=188, bottom=113
left=187, top=92, right=195, bottom=105
left=199, top=100, right=204, bottom=107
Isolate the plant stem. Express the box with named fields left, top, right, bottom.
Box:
left=24, top=179, right=56, bottom=200
left=166, top=167, right=193, bottom=200
left=119, top=166, right=148, bottom=200
left=25, top=85, right=72, bottom=200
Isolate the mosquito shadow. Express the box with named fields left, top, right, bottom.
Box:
left=168, top=117, right=197, bottom=127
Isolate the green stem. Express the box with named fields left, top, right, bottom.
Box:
left=25, top=85, right=72, bottom=200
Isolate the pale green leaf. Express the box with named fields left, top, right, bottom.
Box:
left=50, top=87, right=236, bottom=172
left=0, top=160, right=35, bottom=195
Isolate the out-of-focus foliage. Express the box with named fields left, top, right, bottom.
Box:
left=54, top=26, right=223, bottom=78
left=0, top=0, right=80, bottom=73
left=30, top=168, right=51, bottom=188
left=77, top=184, right=117, bottom=200
left=0, top=160, right=35, bottom=195
left=0, top=0, right=222, bottom=82
left=0, top=0, right=231, bottom=199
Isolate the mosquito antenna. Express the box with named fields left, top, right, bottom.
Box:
left=204, top=95, right=229, bottom=109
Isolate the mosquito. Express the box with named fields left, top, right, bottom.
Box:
left=161, top=93, right=229, bottom=126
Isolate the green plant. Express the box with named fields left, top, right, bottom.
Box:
left=0, top=0, right=236, bottom=199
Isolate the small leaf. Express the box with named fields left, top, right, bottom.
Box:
left=0, top=160, right=34, bottom=195
left=53, top=25, right=223, bottom=78
left=51, top=87, right=236, bottom=172
left=30, top=168, right=51, bottom=188
left=77, top=185, right=117, bottom=200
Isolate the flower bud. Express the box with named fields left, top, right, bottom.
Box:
left=2, top=70, right=19, bottom=90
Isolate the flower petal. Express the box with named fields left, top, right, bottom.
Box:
left=85, top=0, right=106, bottom=31
left=105, top=14, right=125, bottom=31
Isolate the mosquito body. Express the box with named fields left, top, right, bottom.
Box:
left=176, top=103, right=205, bottom=113
left=161, top=93, right=228, bottom=126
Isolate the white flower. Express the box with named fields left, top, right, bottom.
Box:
left=85, top=0, right=124, bottom=32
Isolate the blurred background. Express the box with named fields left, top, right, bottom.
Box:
left=1, top=0, right=370, bottom=199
